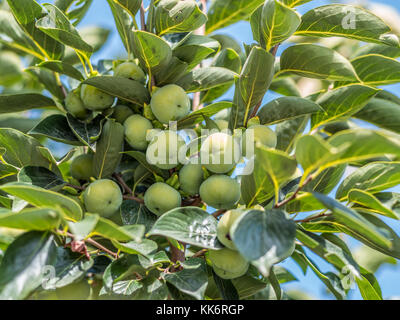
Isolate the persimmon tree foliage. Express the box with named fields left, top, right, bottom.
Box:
left=0, top=0, right=400, bottom=300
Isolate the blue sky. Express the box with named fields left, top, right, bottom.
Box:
left=74, top=0, right=400, bottom=299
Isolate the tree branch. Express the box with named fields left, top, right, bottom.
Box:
left=212, top=209, right=227, bottom=219
left=294, top=212, right=331, bottom=224
left=140, top=3, right=146, bottom=31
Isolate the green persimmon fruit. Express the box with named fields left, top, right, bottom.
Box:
left=113, top=105, right=134, bottom=124
left=241, top=125, right=277, bottom=157
left=83, top=179, right=123, bottom=217
left=214, top=119, right=229, bottom=131
left=217, top=209, right=243, bottom=250
left=200, top=132, right=240, bottom=174
left=150, top=84, right=191, bottom=124
left=199, top=175, right=240, bottom=209
left=124, top=114, right=153, bottom=150
left=55, top=280, right=91, bottom=300
left=144, top=182, right=182, bottom=216
left=179, top=163, right=204, bottom=195
left=80, top=84, right=114, bottom=111
left=65, top=88, right=89, bottom=119
left=209, top=248, right=249, bottom=280
left=146, top=130, right=186, bottom=170
left=114, top=61, right=146, bottom=83
left=70, top=154, right=95, bottom=181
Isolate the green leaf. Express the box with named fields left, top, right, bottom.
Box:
left=231, top=209, right=296, bottom=277
left=280, top=0, right=313, bottom=7
left=258, top=97, right=323, bottom=125
left=269, top=77, right=301, bottom=97
left=106, top=0, right=135, bottom=56
left=0, top=231, right=57, bottom=300
left=93, top=119, right=124, bottom=179
left=24, top=67, right=65, bottom=100
left=6, top=0, right=65, bottom=60
left=148, top=207, right=223, bottom=249
left=29, top=114, right=83, bottom=146
left=112, top=280, right=143, bottom=296
left=352, top=43, right=400, bottom=59
left=18, top=166, right=65, bottom=190
left=304, top=165, right=347, bottom=195
left=296, top=229, right=360, bottom=275
left=155, top=0, right=207, bottom=36
left=176, top=67, right=237, bottom=93
left=67, top=114, right=105, bottom=150
left=206, top=0, right=264, bottom=34
left=113, top=0, right=141, bottom=17
left=120, top=200, right=157, bottom=233
left=173, top=34, right=220, bottom=71
left=92, top=216, right=141, bottom=242
left=36, top=60, right=84, bottom=80
left=124, top=150, right=167, bottom=178
left=356, top=267, right=382, bottom=300
left=36, top=3, right=93, bottom=59
left=286, top=192, right=325, bottom=214
left=295, top=4, right=394, bottom=45
left=267, top=269, right=282, bottom=300
left=336, top=162, right=400, bottom=200
left=83, top=76, right=150, bottom=107
left=275, top=116, right=308, bottom=153
left=0, top=208, right=61, bottom=231
left=132, top=30, right=172, bottom=74
left=254, top=0, right=301, bottom=50
left=229, top=46, right=275, bottom=129
left=154, top=56, right=188, bottom=86
left=354, top=98, right=400, bottom=134
left=0, top=163, right=18, bottom=180
left=0, top=93, right=56, bottom=114
left=0, top=128, right=53, bottom=169
left=348, top=189, right=399, bottom=220
left=51, top=247, right=94, bottom=288
left=279, top=44, right=357, bottom=81
left=0, top=182, right=83, bottom=221
left=177, top=101, right=232, bottom=129
left=313, top=193, right=393, bottom=250
left=112, top=237, right=155, bottom=257
left=311, top=85, right=379, bottom=130
left=68, top=214, right=99, bottom=241
left=212, top=271, right=239, bottom=300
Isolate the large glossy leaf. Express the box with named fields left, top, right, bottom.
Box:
left=92, top=216, right=142, bottom=242
left=36, top=4, right=93, bottom=59
left=311, top=85, right=379, bottom=130
left=120, top=200, right=157, bottom=233
left=279, top=44, right=357, bottom=81
left=113, top=0, right=141, bottom=17
left=231, top=209, right=296, bottom=277
left=67, top=114, right=105, bottom=150
left=155, top=0, right=207, bottom=36
left=18, top=166, right=65, bottom=190
left=206, top=0, right=264, bottom=34
left=0, top=128, right=52, bottom=169
left=132, top=30, right=172, bottom=74
left=354, top=98, right=400, bottom=134
left=176, top=67, right=237, bottom=93
left=280, top=0, right=313, bottom=7
left=148, top=207, right=223, bottom=249
left=0, top=182, right=83, bottom=221
left=163, top=258, right=208, bottom=300
left=36, top=60, right=84, bottom=80
left=0, top=231, right=57, bottom=300
left=229, top=46, right=275, bottom=129
left=356, top=266, right=382, bottom=300
left=0, top=208, right=61, bottom=231
left=336, top=162, right=400, bottom=200
left=24, top=67, right=65, bottom=100
left=29, top=114, right=83, bottom=146
left=252, top=0, right=300, bottom=50
left=83, top=76, right=150, bottom=107
left=275, top=116, right=308, bottom=153
left=0, top=94, right=56, bottom=114
left=93, top=119, right=124, bottom=179
left=295, top=4, right=395, bottom=46
left=6, top=0, right=65, bottom=60
left=258, top=97, right=323, bottom=125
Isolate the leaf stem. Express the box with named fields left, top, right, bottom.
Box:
left=274, top=175, right=313, bottom=208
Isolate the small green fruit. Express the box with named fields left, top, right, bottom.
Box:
left=55, top=280, right=91, bottom=300
left=150, top=84, right=191, bottom=124
left=241, top=125, right=277, bottom=157
left=80, top=84, right=114, bottom=111
left=146, top=130, right=186, bottom=170
left=65, top=88, right=89, bottom=119
left=113, top=105, right=134, bottom=124
left=144, top=182, right=182, bottom=216
left=199, top=175, right=240, bottom=209
left=200, top=132, right=240, bottom=174
left=114, top=61, right=146, bottom=83
left=70, top=154, right=95, bottom=181
left=179, top=163, right=204, bottom=195
left=124, top=114, right=153, bottom=150
left=209, top=248, right=249, bottom=280
left=217, top=209, right=243, bottom=249
left=83, top=179, right=123, bottom=217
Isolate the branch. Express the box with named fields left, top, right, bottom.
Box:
left=114, top=173, right=145, bottom=204
left=140, top=3, right=146, bottom=31
left=212, top=209, right=227, bottom=219
left=294, top=212, right=331, bottom=224
left=66, top=183, right=85, bottom=191
left=274, top=175, right=313, bottom=208
left=123, top=194, right=145, bottom=204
